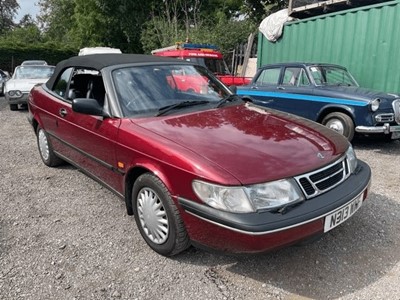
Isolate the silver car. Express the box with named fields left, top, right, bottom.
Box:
left=0, top=69, right=10, bottom=96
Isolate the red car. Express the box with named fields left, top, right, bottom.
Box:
left=28, top=54, right=371, bottom=256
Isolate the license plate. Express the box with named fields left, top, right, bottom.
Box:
left=324, top=195, right=363, bottom=232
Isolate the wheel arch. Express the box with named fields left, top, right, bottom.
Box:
left=316, top=104, right=355, bottom=124
left=124, top=164, right=175, bottom=216
left=31, top=117, right=39, bottom=133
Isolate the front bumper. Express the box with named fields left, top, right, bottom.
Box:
left=356, top=123, right=400, bottom=135
left=179, top=160, right=371, bottom=253
left=6, top=93, right=29, bottom=105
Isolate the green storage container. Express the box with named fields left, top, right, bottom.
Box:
left=258, top=0, right=400, bottom=93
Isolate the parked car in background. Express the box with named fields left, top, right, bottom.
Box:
left=21, top=60, right=48, bottom=66
left=28, top=54, right=371, bottom=256
left=237, top=62, right=400, bottom=141
left=5, top=64, right=55, bottom=110
left=78, top=47, right=122, bottom=55
left=0, top=69, right=10, bottom=95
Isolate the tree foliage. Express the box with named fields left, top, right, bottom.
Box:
left=1, top=0, right=284, bottom=58
left=37, top=0, right=77, bottom=46
left=140, top=0, right=257, bottom=55
left=0, top=0, right=19, bottom=34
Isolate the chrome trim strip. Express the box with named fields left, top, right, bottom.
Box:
left=392, top=99, right=400, bottom=124
left=48, top=131, right=124, bottom=174
left=356, top=123, right=400, bottom=133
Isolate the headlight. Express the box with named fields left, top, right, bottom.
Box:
left=370, top=98, right=380, bottom=112
left=346, top=145, right=358, bottom=173
left=192, top=179, right=304, bottom=213
left=7, top=90, right=22, bottom=98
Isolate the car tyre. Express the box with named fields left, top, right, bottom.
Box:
left=322, top=112, right=354, bottom=141
left=36, top=126, right=63, bottom=167
left=9, top=104, right=18, bottom=111
left=132, top=173, right=190, bottom=256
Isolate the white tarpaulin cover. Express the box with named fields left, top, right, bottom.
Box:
left=259, top=9, right=294, bottom=42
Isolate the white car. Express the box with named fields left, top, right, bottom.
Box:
left=5, top=65, right=55, bottom=111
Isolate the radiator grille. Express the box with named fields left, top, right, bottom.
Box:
left=295, top=155, right=350, bottom=198
left=393, top=99, right=400, bottom=124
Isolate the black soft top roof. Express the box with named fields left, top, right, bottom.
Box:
left=46, top=53, right=187, bottom=89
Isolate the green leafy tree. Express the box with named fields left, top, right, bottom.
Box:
left=18, top=14, right=35, bottom=27
left=2, top=24, right=42, bottom=45
left=140, top=0, right=256, bottom=56
left=0, top=0, right=19, bottom=34
left=95, top=0, right=153, bottom=53
left=37, top=0, right=78, bottom=47
left=242, top=0, right=287, bottom=23
left=70, top=0, right=108, bottom=47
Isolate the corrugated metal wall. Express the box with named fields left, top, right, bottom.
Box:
left=258, top=1, right=400, bottom=93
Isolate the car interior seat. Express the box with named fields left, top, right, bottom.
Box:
left=86, top=76, right=106, bottom=106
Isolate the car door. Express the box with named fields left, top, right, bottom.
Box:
left=243, top=66, right=319, bottom=121
left=275, top=67, right=319, bottom=120
left=46, top=68, right=124, bottom=195
left=243, top=66, right=282, bottom=109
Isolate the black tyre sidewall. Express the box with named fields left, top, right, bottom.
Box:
left=36, top=126, right=61, bottom=167
left=322, top=112, right=354, bottom=141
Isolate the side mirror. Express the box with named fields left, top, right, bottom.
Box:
left=72, top=98, right=105, bottom=116
left=228, top=85, right=237, bottom=94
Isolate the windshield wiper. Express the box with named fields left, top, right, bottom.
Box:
left=216, top=94, right=242, bottom=108
left=156, top=100, right=210, bottom=116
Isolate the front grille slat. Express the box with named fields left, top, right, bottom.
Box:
left=393, top=99, right=400, bottom=124
left=295, top=155, right=350, bottom=199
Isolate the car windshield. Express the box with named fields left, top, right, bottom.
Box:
left=308, top=65, right=359, bottom=87
left=112, top=64, right=232, bottom=117
left=14, top=66, right=55, bottom=80
left=182, top=57, right=231, bottom=75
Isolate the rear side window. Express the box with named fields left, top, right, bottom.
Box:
left=282, top=67, right=310, bottom=86
left=255, top=68, right=280, bottom=85
left=53, top=68, right=73, bottom=97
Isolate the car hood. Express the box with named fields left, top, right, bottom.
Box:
left=317, top=85, right=400, bottom=103
left=133, top=103, right=349, bottom=184
left=5, top=78, right=48, bottom=92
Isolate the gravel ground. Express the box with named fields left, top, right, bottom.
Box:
left=1, top=98, right=400, bottom=300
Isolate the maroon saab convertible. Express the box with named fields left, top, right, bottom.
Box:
left=28, top=54, right=371, bottom=256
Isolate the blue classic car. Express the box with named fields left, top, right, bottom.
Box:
left=237, top=63, right=400, bottom=141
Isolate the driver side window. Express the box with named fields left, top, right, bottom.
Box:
left=68, top=69, right=106, bottom=106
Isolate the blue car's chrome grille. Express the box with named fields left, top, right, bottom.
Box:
left=393, top=99, right=400, bottom=124
left=375, top=113, right=394, bottom=123
left=295, top=155, right=351, bottom=199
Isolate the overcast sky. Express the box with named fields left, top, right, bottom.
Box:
left=16, top=0, right=40, bottom=21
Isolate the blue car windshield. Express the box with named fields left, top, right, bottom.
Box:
left=308, top=66, right=359, bottom=87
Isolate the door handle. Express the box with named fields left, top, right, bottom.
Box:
left=59, top=108, right=67, bottom=117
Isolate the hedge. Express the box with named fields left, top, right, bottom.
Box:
left=0, top=44, right=77, bottom=73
